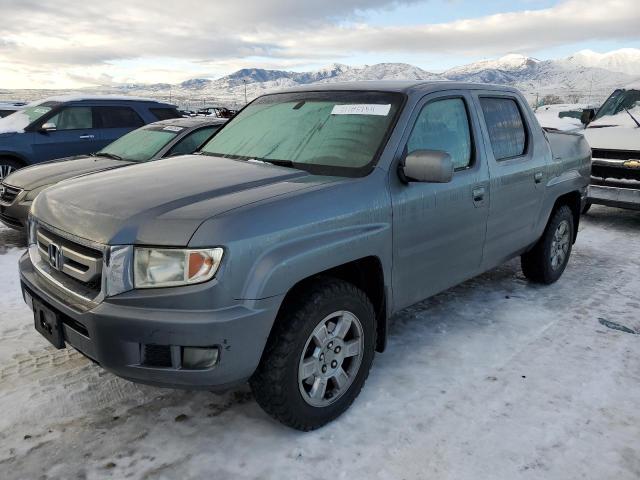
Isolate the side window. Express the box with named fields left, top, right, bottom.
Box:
left=407, top=98, right=472, bottom=170
left=166, top=126, right=218, bottom=157
left=150, top=108, right=182, bottom=120
left=46, top=107, right=93, bottom=130
left=479, top=97, right=527, bottom=160
left=95, top=106, right=144, bottom=128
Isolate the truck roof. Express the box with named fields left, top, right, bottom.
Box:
left=273, top=80, right=523, bottom=96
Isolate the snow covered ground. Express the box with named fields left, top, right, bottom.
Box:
left=0, top=206, right=639, bottom=480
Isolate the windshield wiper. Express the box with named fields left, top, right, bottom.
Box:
left=248, top=158, right=295, bottom=168
left=199, top=152, right=298, bottom=169
left=91, top=152, right=124, bottom=161
left=623, top=108, right=640, bottom=128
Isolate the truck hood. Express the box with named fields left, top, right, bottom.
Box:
left=583, top=126, right=640, bottom=152
left=4, top=155, right=131, bottom=190
left=33, top=154, right=336, bottom=245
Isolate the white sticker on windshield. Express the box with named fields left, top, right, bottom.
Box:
left=163, top=126, right=184, bottom=132
left=331, top=104, right=391, bottom=116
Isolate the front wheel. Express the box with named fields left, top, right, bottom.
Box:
left=521, top=205, right=574, bottom=284
left=250, top=278, right=376, bottom=431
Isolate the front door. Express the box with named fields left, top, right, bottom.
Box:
left=391, top=91, right=490, bottom=310
left=32, top=106, right=101, bottom=162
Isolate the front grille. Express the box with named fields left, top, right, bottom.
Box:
left=35, top=225, right=104, bottom=297
left=0, top=212, right=22, bottom=228
left=0, top=183, right=21, bottom=204
left=142, top=345, right=173, bottom=368
left=591, top=149, right=639, bottom=161
left=592, top=164, right=640, bottom=182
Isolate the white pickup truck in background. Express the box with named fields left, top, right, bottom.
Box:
left=581, top=82, right=640, bottom=212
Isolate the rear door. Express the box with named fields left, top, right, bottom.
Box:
left=391, top=90, right=490, bottom=309
left=473, top=92, right=549, bottom=269
left=31, top=106, right=101, bottom=162
left=94, top=106, right=145, bottom=150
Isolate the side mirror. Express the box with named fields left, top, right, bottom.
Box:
left=401, top=149, right=454, bottom=183
left=580, top=108, right=595, bottom=126
left=39, top=122, right=57, bottom=133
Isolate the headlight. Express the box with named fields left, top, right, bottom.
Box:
left=134, top=247, right=223, bottom=288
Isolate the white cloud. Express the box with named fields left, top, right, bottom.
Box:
left=0, top=0, right=638, bottom=88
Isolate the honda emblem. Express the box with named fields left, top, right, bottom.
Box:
left=47, top=243, right=62, bottom=270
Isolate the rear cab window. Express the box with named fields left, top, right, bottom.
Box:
left=479, top=97, right=528, bottom=160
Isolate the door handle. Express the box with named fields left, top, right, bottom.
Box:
left=79, top=134, right=95, bottom=139
left=472, top=186, right=485, bottom=202
left=534, top=171, right=544, bottom=183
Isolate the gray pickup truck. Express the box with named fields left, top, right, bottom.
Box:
left=19, top=82, right=590, bottom=430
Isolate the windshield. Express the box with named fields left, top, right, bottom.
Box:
left=0, top=100, right=58, bottom=134
left=594, top=89, right=640, bottom=121
left=21, top=103, right=56, bottom=123
left=200, top=91, right=403, bottom=176
left=99, top=125, right=181, bottom=162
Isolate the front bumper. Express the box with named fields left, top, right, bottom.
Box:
left=587, top=184, right=640, bottom=210
left=20, top=252, right=282, bottom=389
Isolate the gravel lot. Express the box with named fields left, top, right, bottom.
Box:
left=0, top=205, right=638, bottom=480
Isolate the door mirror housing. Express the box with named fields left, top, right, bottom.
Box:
left=580, top=108, right=596, bottom=126
left=39, top=122, right=57, bottom=133
left=401, top=149, right=454, bottom=183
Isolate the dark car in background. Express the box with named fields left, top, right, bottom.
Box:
left=0, top=95, right=181, bottom=180
left=0, top=117, right=226, bottom=230
left=196, top=106, right=237, bottom=118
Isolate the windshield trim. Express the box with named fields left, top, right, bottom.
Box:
left=202, top=90, right=407, bottom=178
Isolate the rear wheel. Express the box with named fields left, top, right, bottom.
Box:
left=0, top=157, right=23, bottom=182
left=521, top=205, right=574, bottom=284
left=250, top=278, right=376, bottom=431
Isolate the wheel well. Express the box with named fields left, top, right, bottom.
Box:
left=552, top=191, right=581, bottom=243
left=278, top=257, right=388, bottom=353
left=0, top=154, right=27, bottom=168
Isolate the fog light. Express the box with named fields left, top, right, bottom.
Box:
left=182, top=346, right=219, bottom=370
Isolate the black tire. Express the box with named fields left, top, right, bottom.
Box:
left=0, top=157, right=24, bottom=182
left=250, top=277, right=376, bottom=431
left=581, top=202, right=592, bottom=215
left=521, top=205, right=574, bottom=284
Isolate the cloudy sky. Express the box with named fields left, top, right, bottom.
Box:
left=1, top=0, right=638, bottom=89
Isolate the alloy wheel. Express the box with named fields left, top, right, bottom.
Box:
left=298, top=310, right=364, bottom=407
left=550, top=219, right=570, bottom=270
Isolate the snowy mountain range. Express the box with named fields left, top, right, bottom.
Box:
left=2, top=49, right=639, bottom=107
left=135, top=48, right=639, bottom=107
